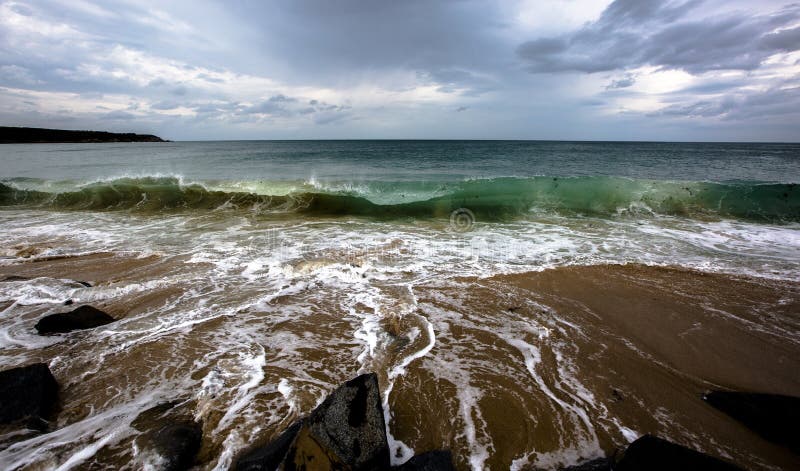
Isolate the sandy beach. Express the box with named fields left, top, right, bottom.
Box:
left=2, top=251, right=798, bottom=470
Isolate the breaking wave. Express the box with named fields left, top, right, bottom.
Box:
left=0, top=176, right=797, bottom=222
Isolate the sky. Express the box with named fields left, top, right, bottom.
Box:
left=0, top=0, right=799, bottom=141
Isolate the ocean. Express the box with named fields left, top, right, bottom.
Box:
left=0, top=140, right=799, bottom=470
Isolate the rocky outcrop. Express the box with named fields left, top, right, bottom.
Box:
left=35, top=305, right=115, bottom=334
left=236, top=373, right=389, bottom=470
left=235, top=373, right=454, bottom=471
left=304, top=373, right=390, bottom=469
left=563, top=435, right=744, bottom=471
left=704, top=390, right=800, bottom=454
left=0, top=363, right=58, bottom=429
left=132, top=402, right=203, bottom=471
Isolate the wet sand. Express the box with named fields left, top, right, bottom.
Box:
left=1, top=255, right=799, bottom=470
left=394, top=265, right=800, bottom=470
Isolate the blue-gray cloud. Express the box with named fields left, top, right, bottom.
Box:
left=606, top=74, right=636, bottom=90
left=517, top=0, right=800, bottom=73
left=650, top=86, right=800, bottom=120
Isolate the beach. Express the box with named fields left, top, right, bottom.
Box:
left=1, top=253, right=799, bottom=469
left=0, top=140, right=799, bottom=470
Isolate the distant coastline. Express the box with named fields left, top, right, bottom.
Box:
left=0, top=126, right=166, bottom=144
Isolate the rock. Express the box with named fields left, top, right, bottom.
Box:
left=133, top=402, right=203, bottom=471
left=63, top=299, right=73, bottom=305
left=235, top=373, right=390, bottom=471
left=0, top=363, right=58, bottom=427
left=235, top=421, right=303, bottom=471
left=395, top=450, right=455, bottom=471
left=283, top=425, right=349, bottom=469
left=303, top=372, right=390, bottom=470
left=704, top=390, right=800, bottom=454
left=615, top=434, right=744, bottom=471
left=149, top=423, right=203, bottom=471
left=561, top=457, right=612, bottom=470
left=35, top=305, right=115, bottom=334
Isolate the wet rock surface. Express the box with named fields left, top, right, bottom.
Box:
left=35, top=305, right=115, bottom=334
left=563, top=434, right=746, bottom=471
left=615, top=434, right=744, bottom=471
left=132, top=402, right=202, bottom=471
left=304, top=373, right=390, bottom=470
left=235, top=420, right=304, bottom=471
left=704, top=390, right=800, bottom=454
left=0, top=363, right=58, bottom=427
left=235, top=373, right=454, bottom=471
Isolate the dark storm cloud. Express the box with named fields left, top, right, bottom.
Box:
left=227, top=0, right=508, bottom=95
left=517, top=0, right=800, bottom=74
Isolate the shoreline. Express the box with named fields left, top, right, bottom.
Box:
left=0, top=254, right=798, bottom=469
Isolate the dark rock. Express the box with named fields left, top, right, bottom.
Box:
left=283, top=425, right=349, bottom=470
left=615, top=434, right=744, bottom=471
left=561, top=457, right=612, bottom=471
left=0, top=363, right=58, bottom=426
left=35, top=305, right=115, bottom=334
left=395, top=450, right=455, bottom=471
left=150, top=423, right=202, bottom=471
left=133, top=402, right=202, bottom=471
left=76, top=280, right=92, bottom=287
left=304, top=372, right=390, bottom=470
left=63, top=299, right=74, bottom=305
left=704, top=390, right=800, bottom=454
left=235, top=420, right=303, bottom=471
left=235, top=373, right=390, bottom=471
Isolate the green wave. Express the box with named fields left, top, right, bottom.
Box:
left=0, top=176, right=797, bottom=222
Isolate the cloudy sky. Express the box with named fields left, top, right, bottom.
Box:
left=0, top=0, right=798, bottom=141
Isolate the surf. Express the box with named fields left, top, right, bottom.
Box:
left=0, top=175, right=797, bottom=222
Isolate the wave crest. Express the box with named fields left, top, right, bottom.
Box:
left=1, top=176, right=797, bottom=222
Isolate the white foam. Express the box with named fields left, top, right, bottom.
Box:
left=212, top=346, right=267, bottom=434
left=278, top=378, right=297, bottom=414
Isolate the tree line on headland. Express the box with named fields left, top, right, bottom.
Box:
left=0, top=126, right=166, bottom=143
